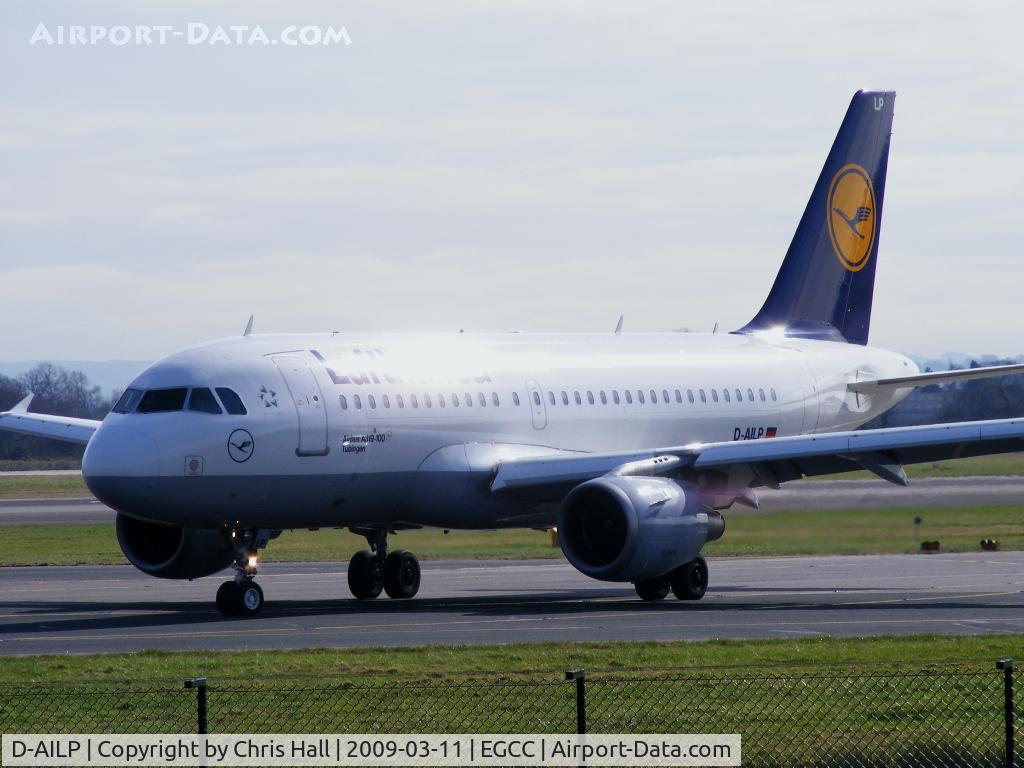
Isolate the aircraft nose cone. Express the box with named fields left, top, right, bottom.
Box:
left=82, top=426, right=159, bottom=514
left=83, top=425, right=159, bottom=478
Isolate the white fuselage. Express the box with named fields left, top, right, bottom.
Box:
left=81, top=331, right=917, bottom=530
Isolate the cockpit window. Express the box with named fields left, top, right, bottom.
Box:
left=137, top=388, right=188, bottom=413
left=216, top=387, right=247, bottom=415
left=112, top=388, right=144, bottom=414
left=187, top=387, right=223, bottom=414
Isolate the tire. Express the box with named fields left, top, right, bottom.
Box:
left=383, top=550, right=421, bottom=599
left=634, top=577, right=671, bottom=601
left=347, top=550, right=383, bottom=599
left=670, top=556, right=708, bottom=601
left=215, top=580, right=238, bottom=616
left=234, top=581, right=264, bottom=616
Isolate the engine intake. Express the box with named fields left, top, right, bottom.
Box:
left=116, top=513, right=234, bottom=579
left=558, top=476, right=723, bottom=583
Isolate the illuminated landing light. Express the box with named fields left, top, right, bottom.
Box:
left=247, top=554, right=259, bottom=569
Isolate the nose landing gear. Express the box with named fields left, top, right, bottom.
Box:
left=216, top=528, right=271, bottom=617
left=347, top=528, right=421, bottom=601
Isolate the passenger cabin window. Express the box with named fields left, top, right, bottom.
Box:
left=411, top=394, right=419, bottom=408
left=137, top=387, right=188, bottom=414
left=424, top=394, right=432, bottom=408
left=625, top=390, right=633, bottom=404
left=368, top=395, right=377, bottom=409
left=451, top=393, right=459, bottom=407
left=548, top=391, right=556, bottom=406
left=479, top=393, right=487, bottom=407
left=532, top=392, right=541, bottom=406
left=397, top=394, right=405, bottom=408
left=438, top=394, right=446, bottom=407
left=649, top=389, right=657, bottom=403
left=112, top=388, right=143, bottom=414
left=711, top=389, right=719, bottom=403
left=512, top=392, right=521, bottom=406
left=613, top=390, right=620, bottom=404
left=674, top=389, right=682, bottom=403
left=723, top=388, right=731, bottom=403
left=574, top=391, right=582, bottom=405
left=687, top=389, right=694, bottom=403
left=699, top=389, right=707, bottom=403
left=354, top=394, right=363, bottom=410
left=188, top=388, right=222, bottom=414
left=759, top=388, right=767, bottom=402
left=747, top=388, right=755, bottom=402
left=216, top=388, right=247, bottom=415
left=561, top=391, right=569, bottom=405
left=735, top=388, right=743, bottom=402
left=662, top=389, right=669, bottom=403
left=492, top=392, right=499, bottom=406
left=587, top=391, right=595, bottom=405
left=771, top=388, right=778, bottom=402
left=600, top=391, right=608, bottom=404
left=382, top=394, right=391, bottom=408
left=339, top=395, right=349, bottom=410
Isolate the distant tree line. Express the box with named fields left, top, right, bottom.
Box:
left=0, top=364, right=112, bottom=461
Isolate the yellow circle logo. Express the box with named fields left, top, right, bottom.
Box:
left=826, top=163, right=876, bottom=272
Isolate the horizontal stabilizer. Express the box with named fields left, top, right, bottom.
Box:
left=849, top=362, right=1024, bottom=393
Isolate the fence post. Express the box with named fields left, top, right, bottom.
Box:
left=999, top=663, right=1015, bottom=768
left=184, top=678, right=208, bottom=735
left=566, top=669, right=586, bottom=734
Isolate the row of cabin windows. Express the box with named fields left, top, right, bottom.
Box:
left=339, top=386, right=778, bottom=411
left=341, top=392, right=505, bottom=410
left=543, top=387, right=777, bottom=406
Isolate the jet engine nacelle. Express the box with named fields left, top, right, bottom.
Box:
left=558, top=476, right=724, bottom=583
left=115, top=513, right=234, bottom=579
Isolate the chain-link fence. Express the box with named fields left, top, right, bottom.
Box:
left=0, top=661, right=1018, bottom=767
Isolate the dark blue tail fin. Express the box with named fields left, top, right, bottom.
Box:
left=738, top=90, right=895, bottom=345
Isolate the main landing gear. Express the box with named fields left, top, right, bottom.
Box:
left=634, top=556, right=708, bottom=602
left=216, top=528, right=271, bottom=617
left=347, top=528, right=421, bottom=600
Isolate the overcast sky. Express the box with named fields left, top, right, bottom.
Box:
left=1, top=1, right=1022, bottom=362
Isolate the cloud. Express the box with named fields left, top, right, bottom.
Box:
left=1, top=1, right=1023, bottom=360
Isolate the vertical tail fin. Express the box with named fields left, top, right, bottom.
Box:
left=738, top=90, right=895, bottom=345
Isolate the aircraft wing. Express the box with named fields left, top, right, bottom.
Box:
left=849, top=362, right=1024, bottom=393
left=491, top=417, right=1024, bottom=495
left=0, top=394, right=101, bottom=445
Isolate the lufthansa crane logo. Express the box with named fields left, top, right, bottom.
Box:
left=826, top=163, right=876, bottom=272
left=227, top=429, right=254, bottom=463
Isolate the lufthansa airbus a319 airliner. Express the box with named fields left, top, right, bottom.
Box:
left=5, top=90, right=1024, bottom=617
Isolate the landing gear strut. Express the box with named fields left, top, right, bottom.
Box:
left=216, top=528, right=270, bottom=617
left=633, top=556, right=708, bottom=602
left=347, top=528, right=421, bottom=600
